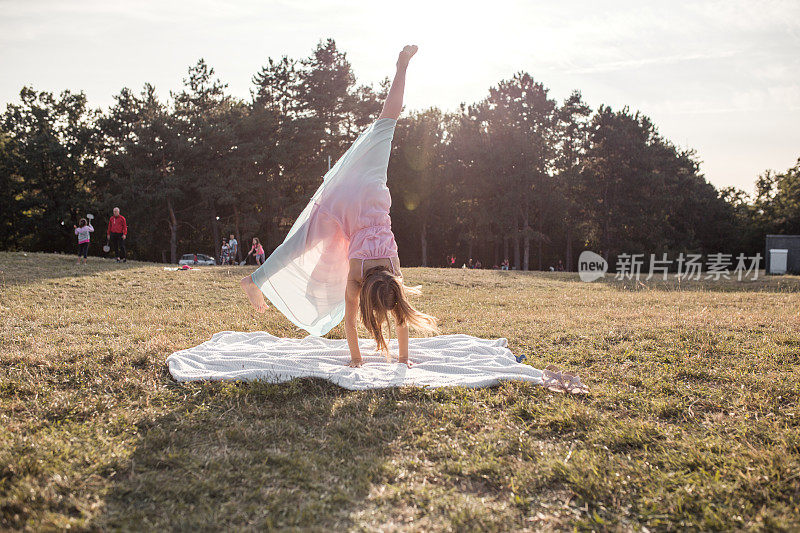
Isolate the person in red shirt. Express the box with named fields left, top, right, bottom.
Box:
left=107, top=207, right=128, bottom=262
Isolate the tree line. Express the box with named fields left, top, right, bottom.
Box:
left=1, top=39, right=797, bottom=269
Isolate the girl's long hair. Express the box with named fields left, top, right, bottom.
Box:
left=359, top=266, right=438, bottom=358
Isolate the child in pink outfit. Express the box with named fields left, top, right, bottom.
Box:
left=241, top=45, right=437, bottom=368
left=74, top=219, right=94, bottom=265
left=249, top=238, right=265, bottom=265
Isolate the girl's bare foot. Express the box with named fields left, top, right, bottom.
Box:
left=240, top=275, right=269, bottom=313
left=348, top=358, right=363, bottom=368
left=397, top=44, right=418, bottom=69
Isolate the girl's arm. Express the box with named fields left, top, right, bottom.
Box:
left=344, top=279, right=362, bottom=366
left=394, top=258, right=410, bottom=366
left=378, top=45, right=417, bottom=120
left=397, top=321, right=410, bottom=366
left=88, top=224, right=94, bottom=232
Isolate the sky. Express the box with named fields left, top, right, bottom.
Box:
left=2, top=0, right=799, bottom=193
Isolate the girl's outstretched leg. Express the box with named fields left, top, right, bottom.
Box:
left=378, top=45, right=418, bottom=120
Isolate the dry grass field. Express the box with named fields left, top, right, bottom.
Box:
left=1, top=251, right=799, bottom=531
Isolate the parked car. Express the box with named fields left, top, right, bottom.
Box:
left=178, top=253, right=215, bottom=266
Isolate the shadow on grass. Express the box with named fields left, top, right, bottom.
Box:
left=444, top=268, right=800, bottom=293
left=594, top=274, right=800, bottom=293
left=0, top=252, right=154, bottom=286
left=484, top=268, right=800, bottom=293
left=93, top=378, right=405, bottom=530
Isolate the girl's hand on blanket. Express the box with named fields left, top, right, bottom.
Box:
left=348, top=357, right=363, bottom=368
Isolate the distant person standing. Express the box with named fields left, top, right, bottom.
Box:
left=229, top=234, right=239, bottom=263
left=107, top=207, right=128, bottom=262
left=73, top=218, right=94, bottom=265
left=220, top=239, right=231, bottom=265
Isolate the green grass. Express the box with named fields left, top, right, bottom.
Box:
left=1, top=251, right=799, bottom=531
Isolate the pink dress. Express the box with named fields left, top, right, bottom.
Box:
left=251, top=118, right=399, bottom=336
